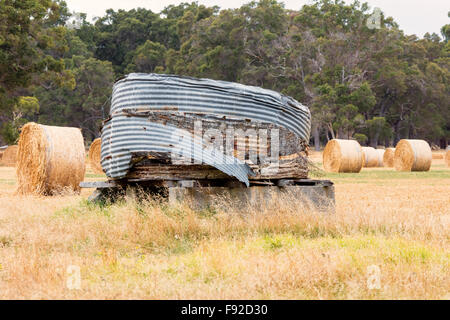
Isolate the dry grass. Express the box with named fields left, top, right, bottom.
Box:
left=0, top=145, right=18, bottom=166
left=0, top=157, right=448, bottom=299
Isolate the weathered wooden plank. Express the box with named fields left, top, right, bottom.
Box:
left=277, top=179, right=334, bottom=187
left=127, top=164, right=230, bottom=180
left=127, top=149, right=308, bottom=181
left=127, top=161, right=308, bottom=181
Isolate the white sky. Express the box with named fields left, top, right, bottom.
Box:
left=65, top=0, right=449, bottom=37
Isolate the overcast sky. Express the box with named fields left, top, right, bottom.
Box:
left=65, top=0, right=449, bottom=38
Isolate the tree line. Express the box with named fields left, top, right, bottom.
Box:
left=0, top=0, right=449, bottom=149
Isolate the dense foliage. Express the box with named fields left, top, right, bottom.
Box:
left=0, top=0, right=448, bottom=148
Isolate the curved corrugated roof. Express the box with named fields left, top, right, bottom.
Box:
left=101, top=73, right=311, bottom=186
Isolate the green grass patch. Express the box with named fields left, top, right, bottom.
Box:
left=321, top=169, right=450, bottom=182
left=54, top=199, right=116, bottom=218
left=0, top=179, right=16, bottom=185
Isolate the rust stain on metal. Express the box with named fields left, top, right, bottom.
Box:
left=162, top=106, right=179, bottom=111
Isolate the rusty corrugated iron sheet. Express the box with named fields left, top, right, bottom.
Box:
left=101, top=73, right=311, bottom=185
left=101, top=116, right=255, bottom=185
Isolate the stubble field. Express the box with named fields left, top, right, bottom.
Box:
left=0, top=152, right=448, bottom=299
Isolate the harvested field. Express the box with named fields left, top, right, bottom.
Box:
left=0, top=145, right=18, bottom=166
left=432, top=153, right=444, bottom=160
left=0, top=152, right=448, bottom=299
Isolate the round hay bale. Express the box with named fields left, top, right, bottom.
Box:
left=361, top=147, right=378, bottom=167
left=323, top=139, right=363, bottom=173
left=16, top=122, right=86, bottom=195
left=394, top=139, right=431, bottom=172
left=445, top=149, right=450, bottom=167
left=383, top=148, right=395, bottom=167
left=1, top=145, right=18, bottom=166
left=88, top=138, right=103, bottom=174
left=375, top=149, right=385, bottom=167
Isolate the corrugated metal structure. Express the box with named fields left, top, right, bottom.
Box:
left=101, top=73, right=311, bottom=186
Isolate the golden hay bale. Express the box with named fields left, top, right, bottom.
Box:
left=394, top=139, right=431, bottom=172
left=383, top=148, right=395, bottom=167
left=88, top=138, right=103, bottom=174
left=1, top=145, right=18, bottom=166
left=323, top=139, right=363, bottom=173
left=16, top=122, right=86, bottom=195
left=375, top=149, right=385, bottom=167
left=361, top=147, right=379, bottom=167
left=445, top=149, right=450, bottom=167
